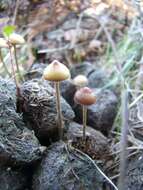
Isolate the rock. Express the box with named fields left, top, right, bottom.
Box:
left=19, top=79, right=75, bottom=143
left=88, top=70, right=107, bottom=88
left=0, top=166, right=28, bottom=190
left=0, top=78, right=46, bottom=166
left=60, top=80, right=77, bottom=106
left=33, top=142, right=104, bottom=190
left=70, top=62, right=95, bottom=78
left=125, top=153, right=143, bottom=190
left=67, top=122, right=110, bottom=160
left=25, top=63, right=46, bottom=80
left=74, top=89, right=118, bottom=135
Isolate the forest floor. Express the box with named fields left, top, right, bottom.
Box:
left=0, top=1, right=143, bottom=190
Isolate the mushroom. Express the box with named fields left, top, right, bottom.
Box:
left=73, top=74, right=88, bottom=88
left=0, top=37, right=21, bottom=96
left=74, top=87, right=96, bottom=141
left=0, top=38, right=9, bottom=48
left=8, top=33, right=25, bottom=81
left=0, top=38, right=11, bottom=76
left=43, top=60, right=70, bottom=140
left=9, top=33, right=25, bottom=45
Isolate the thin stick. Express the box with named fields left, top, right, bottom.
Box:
left=13, top=45, right=23, bottom=81
left=0, top=49, right=11, bottom=77
left=55, top=81, right=63, bottom=140
left=82, top=105, right=87, bottom=141
left=118, top=89, right=129, bottom=190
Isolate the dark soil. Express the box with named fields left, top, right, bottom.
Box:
left=0, top=166, right=28, bottom=190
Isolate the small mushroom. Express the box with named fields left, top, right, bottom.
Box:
left=43, top=60, right=70, bottom=140
left=74, top=87, right=96, bottom=141
left=0, top=38, right=9, bottom=48
left=0, top=38, right=11, bottom=76
left=0, top=37, right=20, bottom=95
left=73, top=75, right=88, bottom=88
left=8, top=33, right=25, bottom=81
left=9, top=33, right=25, bottom=45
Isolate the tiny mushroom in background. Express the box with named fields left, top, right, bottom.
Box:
left=74, top=87, right=96, bottom=141
left=8, top=33, right=25, bottom=81
left=43, top=60, right=70, bottom=140
left=9, top=33, right=25, bottom=45
left=0, top=37, right=20, bottom=95
left=0, top=38, right=11, bottom=76
left=73, top=74, right=88, bottom=88
left=0, top=38, right=9, bottom=48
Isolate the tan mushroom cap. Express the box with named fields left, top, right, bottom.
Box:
left=0, top=38, right=8, bottom=48
left=9, top=33, right=25, bottom=45
left=74, top=87, right=96, bottom=105
left=43, top=60, right=70, bottom=81
left=73, top=75, right=88, bottom=87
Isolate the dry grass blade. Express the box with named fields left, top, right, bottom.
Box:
left=69, top=145, right=118, bottom=190
left=118, top=89, right=129, bottom=190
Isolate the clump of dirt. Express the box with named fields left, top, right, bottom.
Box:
left=125, top=153, right=143, bottom=190
left=67, top=122, right=111, bottom=161
left=33, top=141, right=105, bottom=190
left=19, top=79, right=75, bottom=144
left=0, top=166, right=28, bottom=190
left=0, top=78, right=46, bottom=166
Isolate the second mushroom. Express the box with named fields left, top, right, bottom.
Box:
left=74, top=87, right=96, bottom=141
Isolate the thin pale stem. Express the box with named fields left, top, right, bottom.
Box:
left=0, top=49, right=11, bottom=77
left=55, top=81, right=63, bottom=140
left=9, top=45, right=20, bottom=96
left=82, top=105, right=87, bottom=141
left=13, top=45, right=24, bottom=81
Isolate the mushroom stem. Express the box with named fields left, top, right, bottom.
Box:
left=9, top=45, right=20, bottom=96
left=0, top=49, right=11, bottom=77
left=13, top=44, right=23, bottom=81
left=82, top=105, right=87, bottom=141
left=55, top=81, right=63, bottom=140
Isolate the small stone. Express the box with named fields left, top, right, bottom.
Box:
left=0, top=166, right=28, bottom=190
left=33, top=141, right=104, bottom=190
left=67, top=122, right=110, bottom=160
left=25, top=63, right=46, bottom=80
left=0, top=78, right=45, bottom=166
left=60, top=79, right=76, bottom=106
left=88, top=69, right=107, bottom=88
left=70, top=62, right=95, bottom=78
left=19, top=79, right=75, bottom=143
left=125, top=153, right=143, bottom=190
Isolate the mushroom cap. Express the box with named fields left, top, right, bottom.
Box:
left=74, top=87, right=96, bottom=105
left=43, top=60, right=70, bottom=81
left=0, top=38, right=8, bottom=48
left=73, top=75, right=88, bottom=87
left=9, top=33, right=25, bottom=45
